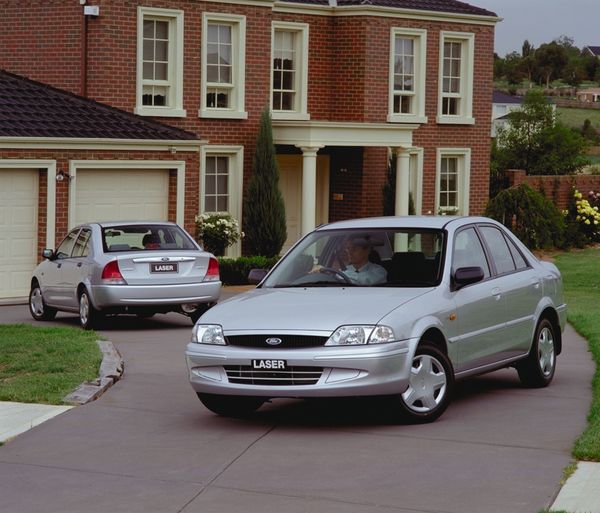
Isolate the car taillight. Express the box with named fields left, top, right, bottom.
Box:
left=101, top=260, right=127, bottom=284
left=203, top=257, right=220, bottom=282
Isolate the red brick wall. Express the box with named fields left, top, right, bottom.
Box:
left=507, top=169, right=600, bottom=210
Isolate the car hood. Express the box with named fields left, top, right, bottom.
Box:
left=200, top=287, right=434, bottom=332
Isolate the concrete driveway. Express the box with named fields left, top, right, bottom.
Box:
left=0, top=302, right=594, bottom=513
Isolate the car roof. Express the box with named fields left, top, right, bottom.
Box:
left=316, top=216, right=497, bottom=231
left=80, top=221, right=179, bottom=229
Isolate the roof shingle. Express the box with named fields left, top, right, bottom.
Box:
left=281, top=0, right=497, bottom=17
left=0, top=70, right=198, bottom=140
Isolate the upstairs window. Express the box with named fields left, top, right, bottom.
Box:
left=437, top=32, right=474, bottom=125
left=271, top=22, right=309, bottom=120
left=201, top=13, right=247, bottom=119
left=136, top=7, right=185, bottom=117
left=388, top=28, right=426, bottom=123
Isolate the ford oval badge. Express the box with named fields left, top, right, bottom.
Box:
left=266, top=337, right=283, bottom=346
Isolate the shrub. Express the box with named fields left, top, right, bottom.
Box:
left=218, top=256, right=280, bottom=285
left=195, top=212, right=243, bottom=256
left=563, top=188, right=600, bottom=246
left=485, top=183, right=566, bottom=249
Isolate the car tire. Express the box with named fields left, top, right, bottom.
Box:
left=29, top=283, right=57, bottom=321
left=395, top=343, right=454, bottom=423
left=197, top=393, right=265, bottom=417
left=517, top=318, right=556, bottom=388
left=79, top=289, right=101, bottom=330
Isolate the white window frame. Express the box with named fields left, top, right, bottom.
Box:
left=200, top=13, right=247, bottom=120
left=271, top=21, right=310, bottom=121
left=388, top=28, right=427, bottom=124
left=437, top=32, right=475, bottom=125
left=135, top=7, right=186, bottom=118
left=200, top=146, right=244, bottom=257
left=435, top=148, right=471, bottom=216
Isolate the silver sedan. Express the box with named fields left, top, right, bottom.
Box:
left=186, top=216, right=566, bottom=423
left=29, top=222, right=221, bottom=329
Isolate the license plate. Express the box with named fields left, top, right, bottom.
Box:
left=252, top=359, right=287, bottom=370
left=150, top=262, right=178, bottom=273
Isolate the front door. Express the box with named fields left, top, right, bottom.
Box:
left=278, top=155, right=330, bottom=253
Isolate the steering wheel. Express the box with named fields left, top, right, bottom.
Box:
left=319, top=267, right=353, bottom=284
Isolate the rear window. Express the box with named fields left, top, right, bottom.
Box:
left=102, top=224, right=196, bottom=252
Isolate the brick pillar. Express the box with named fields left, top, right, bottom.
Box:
left=506, top=169, right=526, bottom=187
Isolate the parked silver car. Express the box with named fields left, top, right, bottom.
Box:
left=30, top=222, right=221, bottom=329
left=186, top=216, right=566, bottom=423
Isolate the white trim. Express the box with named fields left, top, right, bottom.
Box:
left=435, top=148, right=471, bottom=216
left=200, top=12, right=247, bottom=119
left=408, top=147, right=424, bottom=215
left=388, top=27, right=427, bottom=124
left=199, top=146, right=244, bottom=257
left=68, top=160, right=186, bottom=229
left=0, top=159, right=56, bottom=249
left=437, top=31, right=475, bottom=125
left=0, top=138, right=204, bottom=151
left=273, top=120, right=416, bottom=147
left=273, top=3, right=500, bottom=26
left=271, top=21, right=310, bottom=120
left=135, top=7, right=186, bottom=118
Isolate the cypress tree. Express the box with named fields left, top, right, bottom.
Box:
left=243, top=108, right=287, bottom=257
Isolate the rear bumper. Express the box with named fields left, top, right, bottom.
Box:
left=91, top=281, right=221, bottom=309
left=185, top=339, right=418, bottom=398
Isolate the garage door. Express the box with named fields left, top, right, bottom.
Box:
left=0, top=169, right=39, bottom=299
left=74, top=169, right=169, bottom=225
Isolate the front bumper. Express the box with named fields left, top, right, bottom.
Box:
left=91, top=281, right=221, bottom=309
left=185, top=338, right=418, bottom=398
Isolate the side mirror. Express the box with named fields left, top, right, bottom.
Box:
left=42, top=248, right=55, bottom=260
left=453, top=266, right=484, bottom=290
left=248, top=268, right=268, bottom=285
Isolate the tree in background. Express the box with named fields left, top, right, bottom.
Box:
left=494, top=89, right=588, bottom=175
left=534, top=42, right=569, bottom=88
left=242, top=108, right=287, bottom=257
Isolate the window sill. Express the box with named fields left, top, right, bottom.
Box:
left=272, top=112, right=311, bottom=121
left=436, top=116, right=475, bottom=125
left=387, top=114, right=428, bottom=124
left=199, top=110, right=248, bottom=120
left=134, top=107, right=187, bottom=118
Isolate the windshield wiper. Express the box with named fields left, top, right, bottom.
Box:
left=273, top=281, right=356, bottom=288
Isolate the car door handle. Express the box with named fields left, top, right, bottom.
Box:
left=531, top=279, right=541, bottom=290
left=77, top=262, right=83, bottom=268
left=491, top=287, right=502, bottom=300
left=57, top=263, right=62, bottom=269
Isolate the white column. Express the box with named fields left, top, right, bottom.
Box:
left=394, top=148, right=411, bottom=216
left=299, top=146, right=322, bottom=236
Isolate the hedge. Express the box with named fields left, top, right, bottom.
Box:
left=217, top=256, right=280, bottom=285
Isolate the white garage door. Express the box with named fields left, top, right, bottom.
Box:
left=74, top=169, right=169, bottom=225
left=0, top=169, right=39, bottom=299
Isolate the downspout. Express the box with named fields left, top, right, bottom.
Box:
left=80, top=0, right=88, bottom=97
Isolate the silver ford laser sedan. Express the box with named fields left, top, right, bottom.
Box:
left=29, top=222, right=221, bottom=329
left=186, top=216, right=566, bottom=423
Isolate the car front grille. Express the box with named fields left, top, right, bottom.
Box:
left=224, top=365, right=323, bottom=386
left=225, top=335, right=328, bottom=348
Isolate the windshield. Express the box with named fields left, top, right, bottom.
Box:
left=102, top=224, right=197, bottom=252
left=263, top=228, right=445, bottom=288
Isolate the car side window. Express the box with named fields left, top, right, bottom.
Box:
left=452, top=227, right=490, bottom=278
left=55, top=229, right=80, bottom=259
left=72, top=229, right=92, bottom=258
left=505, top=235, right=529, bottom=270
left=480, top=226, right=516, bottom=275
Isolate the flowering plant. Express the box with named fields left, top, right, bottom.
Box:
left=566, top=189, right=600, bottom=244
left=195, top=212, right=244, bottom=256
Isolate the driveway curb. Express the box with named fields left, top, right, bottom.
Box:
left=63, top=340, right=124, bottom=405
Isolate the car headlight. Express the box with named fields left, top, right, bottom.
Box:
left=325, top=325, right=396, bottom=346
left=192, top=324, right=226, bottom=345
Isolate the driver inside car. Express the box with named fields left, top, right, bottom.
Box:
left=312, top=236, right=387, bottom=285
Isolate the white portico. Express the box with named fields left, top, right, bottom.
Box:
left=273, top=121, right=418, bottom=237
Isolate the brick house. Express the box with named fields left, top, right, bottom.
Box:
left=0, top=0, right=498, bottom=300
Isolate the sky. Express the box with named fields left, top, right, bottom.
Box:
left=468, top=0, right=600, bottom=56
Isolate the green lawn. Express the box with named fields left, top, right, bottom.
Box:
left=555, top=248, right=600, bottom=460
left=0, top=324, right=102, bottom=404
left=557, top=107, right=600, bottom=130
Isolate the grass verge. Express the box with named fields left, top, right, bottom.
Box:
left=555, top=248, right=600, bottom=460
left=557, top=107, right=600, bottom=130
left=0, top=324, right=102, bottom=405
